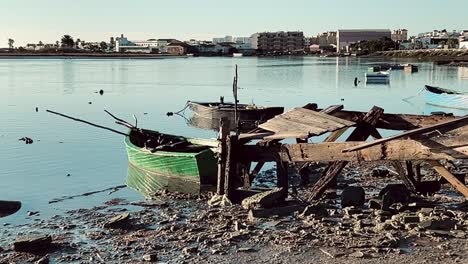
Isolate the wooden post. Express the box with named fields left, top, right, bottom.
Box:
left=242, top=162, right=252, bottom=189
left=307, top=106, right=384, bottom=201
left=216, top=118, right=229, bottom=195
left=415, top=163, right=422, bottom=183
left=224, top=135, right=238, bottom=200
left=392, top=161, right=417, bottom=193
left=277, top=161, right=289, bottom=200
left=428, top=160, right=468, bottom=199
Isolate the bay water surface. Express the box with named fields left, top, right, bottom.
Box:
left=1, top=56, right=467, bottom=224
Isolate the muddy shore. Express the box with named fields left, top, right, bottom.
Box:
left=1, top=160, right=467, bottom=264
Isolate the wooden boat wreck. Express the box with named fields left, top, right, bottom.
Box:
left=187, top=65, right=283, bottom=130
left=424, top=85, right=468, bottom=110
left=125, top=128, right=218, bottom=195
left=188, top=100, right=284, bottom=130
left=46, top=109, right=219, bottom=195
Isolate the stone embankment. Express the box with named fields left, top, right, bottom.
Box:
left=373, top=49, right=468, bottom=62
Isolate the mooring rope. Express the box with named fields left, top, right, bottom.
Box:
left=167, top=101, right=190, bottom=116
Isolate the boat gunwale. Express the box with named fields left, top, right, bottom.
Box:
left=425, top=85, right=465, bottom=95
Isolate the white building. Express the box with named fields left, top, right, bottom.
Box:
left=459, top=30, right=468, bottom=49
left=213, top=36, right=233, bottom=43
left=115, top=34, right=156, bottom=53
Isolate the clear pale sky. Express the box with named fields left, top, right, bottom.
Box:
left=1, top=0, right=467, bottom=46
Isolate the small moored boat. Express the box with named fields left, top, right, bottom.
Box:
left=188, top=100, right=284, bottom=127
left=365, top=71, right=390, bottom=84
left=424, top=85, right=468, bottom=110
left=125, top=129, right=218, bottom=195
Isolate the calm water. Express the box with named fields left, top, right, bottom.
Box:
left=1, top=57, right=467, bottom=224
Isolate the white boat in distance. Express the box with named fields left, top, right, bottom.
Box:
left=232, top=53, right=243, bottom=57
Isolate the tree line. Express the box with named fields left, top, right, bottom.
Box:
left=5, top=35, right=111, bottom=52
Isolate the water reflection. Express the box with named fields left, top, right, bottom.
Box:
left=459, top=67, right=468, bottom=80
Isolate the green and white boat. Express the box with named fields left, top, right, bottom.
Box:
left=124, top=129, right=218, bottom=196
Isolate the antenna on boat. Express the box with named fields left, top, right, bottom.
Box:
left=233, top=64, right=239, bottom=135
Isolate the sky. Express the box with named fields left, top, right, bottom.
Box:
left=1, top=0, right=467, bottom=46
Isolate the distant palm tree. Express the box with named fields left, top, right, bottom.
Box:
left=8, top=38, right=14, bottom=49
left=61, top=35, right=75, bottom=48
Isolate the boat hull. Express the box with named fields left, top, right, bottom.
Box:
left=0, top=200, right=21, bottom=218
left=424, top=86, right=468, bottom=110
left=124, top=136, right=217, bottom=195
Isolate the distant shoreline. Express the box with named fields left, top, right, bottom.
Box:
left=369, top=50, right=468, bottom=62
left=0, top=52, right=189, bottom=59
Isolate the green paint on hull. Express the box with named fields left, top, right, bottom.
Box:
left=124, top=136, right=217, bottom=195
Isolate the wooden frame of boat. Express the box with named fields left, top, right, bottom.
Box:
left=424, top=85, right=468, bottom=110
left=124, top=129, right=218, bottom=195
left=188, top=101, right=284, bottom=124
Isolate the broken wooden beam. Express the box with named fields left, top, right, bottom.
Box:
left=306, top=106, right=384, bottom=201
left=281, top=140, right=468, bottom=162
left=428, top=160, right=468, bottom=199
left=329, top=110, right=459, bottom=131
left=342, top=115, right=468, bottom=153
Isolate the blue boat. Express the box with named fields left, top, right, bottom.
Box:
left=424, top=85, right=468, bottom=110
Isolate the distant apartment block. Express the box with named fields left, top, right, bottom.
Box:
left=316, top=31, right=337, bottom=46
left=391, top=29, right=408, bottom=42
left=257, top=31, right=304, bottom=54
left=337, top=29, right=391, bottom=52
left=459, top=30, right=468, bottom=49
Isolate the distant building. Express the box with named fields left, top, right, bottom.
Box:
left=391, top=29, right=408, bottom=42
left=213, top=36, right=233, bottom=44
left=459, top=30, right=468, bottom=49
left=250, top=33, right=259, bottom=50
left=114, top=34, right=182, bottom=53
left=337, top=29, right=391, bottom=52
left=257, top=31, right=304, bottom=54
left=317, top=31, right=337, bottom=46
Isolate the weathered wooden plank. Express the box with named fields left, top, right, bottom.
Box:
left=343, top=115, right=468, bottom=153
left=329, top=110, right=459, bottom=131
left=238, top=132, right=274, bottom=141
left=260, top=117, right=327, bottom=135
left=324, top=127, right=348, bottom=142
left=428, top=160, right=468, bottom=198
left=286, top=107, right=355, bottom=127
left=282, top=140, right=468, bottom=162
